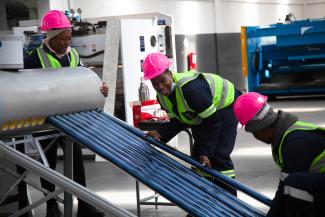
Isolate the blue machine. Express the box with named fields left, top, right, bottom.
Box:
left=241, top=18, right=325, bottom=96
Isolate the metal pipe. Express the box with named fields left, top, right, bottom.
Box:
left=51, top=116, right=221, bottom=217
left=60, top=112, right=264, bottom=216
left=90, top=110, right=260, bottom=214
left=86, top=111, right=264, bottom=215
left=100, top=111, right=272, bottom=207
left=50, top=115, right=213, bottom=217
left=76, top=112, right=253, bottom=216
left=49, top=112, right=266, bottom=217
left=65, top=113, right=239, bottom=216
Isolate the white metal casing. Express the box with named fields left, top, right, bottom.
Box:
left=0, top=35, right=24, bottom=69
left=71, top=34, right=106, bottom=56
left=120, top=18, right=176, bottom=126
left=0, top=67, right=105, bottom=136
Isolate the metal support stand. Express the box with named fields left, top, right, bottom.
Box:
left=15, top=144, right=31, bottom=217
left=135, top=122, right=194, bottom=217
left=63, top=137, right=73, bottom=217
left=0, top=133, right=62, bottom=217
left=0, top=132, right=136, bottom=217
left=136, top=180, right=176, bottom=217
left=0, top=135, right=136, bottom=217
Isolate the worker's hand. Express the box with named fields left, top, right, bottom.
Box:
left=145, top=131, right=161, bottom=140
left=199, top=155, right=211, bottom=168
left=100, top=82, right=109, bottom=97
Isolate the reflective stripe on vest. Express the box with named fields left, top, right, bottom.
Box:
left=284, top=185, right=314, bottom=202
left=281, top=172, right=314, bottom=202
left=158, top=71, right=234, bottom=125
left=276, top=121, right=325, bottom=173
left=280, top=172, right=289, bottom=181
left=158, top=92, right=180, bottom=120
left=221, top=169, right=235, bottom=178
left=70, top=48, right=79, bottom=66
left=310, top=150, right=325, bottom=173
left=37, top=47, right=79, bottom=68
left=192, top=168, right=235, bottom=178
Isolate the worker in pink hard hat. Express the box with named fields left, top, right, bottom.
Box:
left=40, top=10, right=73, bottom=55
left=41, top=10, right=72, bottom=31
left=233, top=92, right=325, bottom=217
left=24, top=10, right=106, bottom=217
left=233, top=92, right=277, bottom=143
left=144, top=52, right=242, bottom=197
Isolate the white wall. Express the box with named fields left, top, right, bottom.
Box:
left=36, top=0, right=50, bottom=19
left=303, top=0, right=325, bottom=18
left=69, top=0, right=216, bottom=35
left=38, top=0, right=323, bottom=34
left=49, top=0, right=68, bottom=12
left=37, top=0, right=68, bottom=18
left=215, top=0, right=304, bottom=33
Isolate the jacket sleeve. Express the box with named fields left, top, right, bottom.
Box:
left=193, top=111, right=222, bottom=157
left=24, top=51, right=42, bottom=69
left=157, top=118, right=186, bottom=143
left=267, top=181, right=286, bottom=217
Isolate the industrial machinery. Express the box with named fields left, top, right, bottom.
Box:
left=70, top=17, right=106, bottom=69
left=241, top=18, right=325, bottom=96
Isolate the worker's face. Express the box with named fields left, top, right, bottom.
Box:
left=150, top=70, right=173, bottom=96
left=49, top=30, right=72, bottom=54
left=252, top=128, right=274, bottom=144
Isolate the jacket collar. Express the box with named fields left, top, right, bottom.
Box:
left=272, top=110, right=298, bottom=154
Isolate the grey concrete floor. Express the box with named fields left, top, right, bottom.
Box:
left=26, top=97, right=325, bottom=217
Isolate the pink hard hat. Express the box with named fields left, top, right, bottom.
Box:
left=233, top=92, right=268, bottom=126
left=41, top=10, right=72, bottom=32
left=143, top=53, right=172, bottom=80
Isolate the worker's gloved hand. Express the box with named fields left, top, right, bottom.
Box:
left=199, top=155, right=211, bottom=168
left=145, top=131, right=161, bottom=140
left=100, top=82, right=109, bottom=97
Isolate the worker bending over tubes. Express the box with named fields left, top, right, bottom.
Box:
left=233, top=92, right=325, bottom=217
left=144, top=52, right=241, bottom=196
left=24, top=10, right=107, bottom=217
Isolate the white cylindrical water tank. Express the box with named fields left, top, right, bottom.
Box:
left=0, top=67, right=105, bottom=136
